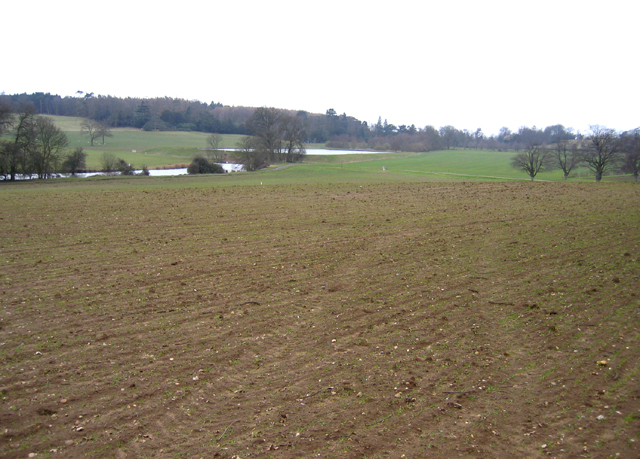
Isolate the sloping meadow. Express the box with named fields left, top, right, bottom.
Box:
left=1, top=179, right=639, bottom=458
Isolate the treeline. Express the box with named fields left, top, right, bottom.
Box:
left=337, top=123, right=582, bottom=153
left=0, top=92, right=244, bottom=134
left=511, top=126, right=640, bottom=182
left=0, top=92, right=591, bottom=153
left=0, top=92, right=370, bottom=142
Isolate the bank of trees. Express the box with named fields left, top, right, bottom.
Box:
left=0, top=104, right=141, bottom=180
left=511, top=125, right=640, bottom=182
left=0, top=105, right=75, bottom=180
left=0, top=93, right=490, bottom=152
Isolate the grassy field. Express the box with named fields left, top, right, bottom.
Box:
left=304, top=150, right=601, bottom=182
left=0, top=176, right=639, bottom=458
left=41, top=116, right=245, bottom=170
left=29, top=115, right=628, bottom=182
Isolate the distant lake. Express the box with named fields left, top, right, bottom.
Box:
left=2, top=149, right=386, bottom=180
left=305, top=149, right=385, bottom=155
left=216, top=148, right=384, bottom=156
left=137, top=150, right=385, bottom=176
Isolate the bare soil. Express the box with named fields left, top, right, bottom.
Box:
left=1, top=180, right=639, bottom=458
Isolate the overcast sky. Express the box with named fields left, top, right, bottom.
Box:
left=3, top=1, right=637, bottom=135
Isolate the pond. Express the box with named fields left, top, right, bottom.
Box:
left=138, top=162, right=244, bottom=177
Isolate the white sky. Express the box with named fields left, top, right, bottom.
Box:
left=3, top=1, right=638, bottom=136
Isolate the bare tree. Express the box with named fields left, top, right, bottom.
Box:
left=554, top=140, right=582, bottom=179
left=583, top=125, right=622, bottom=182
left=620, top=128, right=640, bottom=182
left=245, top=107, right=308, bottom=165
left=101, top=152, right=117, bottom=174
left=247, top=107, right=283, bottom=162
left=80, top=119, right=101, bottom=146
left=236, top=136, right=266, bottom=171
left=511, top=144, right=554, bottom=181
left=281, top=114, right=306, bottom=163
left=205, top=133, right=224, bottom=162
left=96, top=123, right=113, bottom=145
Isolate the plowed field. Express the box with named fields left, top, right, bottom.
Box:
left=1, top=179, right=639, bottom=458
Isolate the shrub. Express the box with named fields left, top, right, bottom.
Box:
left=116, top=158, right=135, bottom=176
left=187, top=157, right=225, bottom=174
left=101, top=152, right=117, bottom=173
left=62, top=147, right=87, bottom=176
